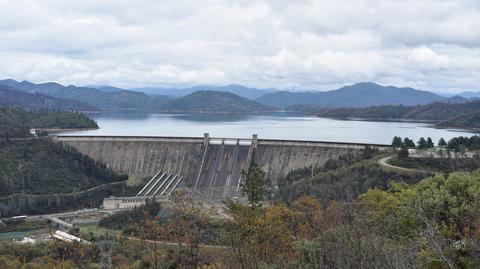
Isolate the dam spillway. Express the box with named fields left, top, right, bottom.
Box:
left=54, top=134, right=390, bottom=200
left=194, top=139, right=252, bottom=200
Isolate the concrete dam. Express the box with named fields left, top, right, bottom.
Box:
left=54, top=134, right=390, bottom=201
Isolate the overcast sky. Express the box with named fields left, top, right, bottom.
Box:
left=0, top=0, right=479, bottom=93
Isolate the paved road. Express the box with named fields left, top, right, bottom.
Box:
left=378, top=156, right=436, bottom=174
left=15, top=208, right=114, bottom=222
left=127, top=236, right=229, bottom=250
left=1, top=180, right=127, bottom=200
left=0, top=137, right=48, bottom=141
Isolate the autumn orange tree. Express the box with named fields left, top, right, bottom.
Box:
left=223, top=159, right=300, bottom=268
left=164, top=190, right=214, bottom=268
left=134, top=190, right=219, bottom=269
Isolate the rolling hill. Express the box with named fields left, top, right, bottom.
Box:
left=159, top=90, right=278, bottom=113
left=437, top=109, right=480, bottom=129
left=401, top=101, right=480, bottom=121
left=291, top=99, right=480, bottom=129
left=0, top=106, right=98, bottom=138
left=132, top=84, right=277, bottom=99
left=255, top=82, right=446, bottom=108
left=301, top=101, right=480, bottom=120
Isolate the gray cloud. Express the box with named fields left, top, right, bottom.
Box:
left=0, top=0, right=479, bottom=93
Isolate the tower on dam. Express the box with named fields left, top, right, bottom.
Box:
left=54, top=134, right=390, bottom=202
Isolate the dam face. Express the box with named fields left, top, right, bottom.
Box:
left=55, top=136, right=205, bottom=185
left=194, top=140, right=252, bottom=200
left=255, top=139, right=373, bottom=184
left=55, top=135, right=390, bottom=200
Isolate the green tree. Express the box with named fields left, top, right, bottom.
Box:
left=426, top=137, right=434, bottom=148
left=414, top=171, right=480, bottom=232
left=438, top=138, right=447, bottom=147
left=403, top=137, right=416, bottom=148
left=391, top=136, right=403, bottom=148
left=417, top=137, right=427, bottom=149
left=241, top=159, right=268, bottom=209
left=360, top=171, right=480, bottom=268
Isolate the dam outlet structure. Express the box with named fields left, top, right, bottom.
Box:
left=54, top=134, right=390, bottom=203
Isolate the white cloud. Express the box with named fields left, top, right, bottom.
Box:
left=408, top=46, right=450, bottom=69
left=0, top=0, right=478, bottom=92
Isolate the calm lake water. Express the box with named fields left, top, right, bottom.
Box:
left=59, top=111, right=475, bottom=145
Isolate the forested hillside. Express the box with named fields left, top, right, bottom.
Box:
left=0, top=106, right=98, bottom=138
left=291, top=100, right=480, bottom=129
left=0, top=139, right=130, bottom=216
left=276, top=152, right=425, bottom=204
left=437, top=109, right=480, bottom=129
left=0, top=140, right=125, bottom=196
left=0, top=107, right=129, bottom=216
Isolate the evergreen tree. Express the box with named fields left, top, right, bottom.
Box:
left=391, top=136, right=403, bottom=148
left=438, top=138, right=447, bottom=147
left=241, top=158, right=267, bottom=209
left=417, top=137, right=427, bottom=149
left=403, top=137, right=416, bottom=148
left=426, top=137, right=434, bottom=148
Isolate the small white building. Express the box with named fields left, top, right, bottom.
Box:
left=19, top=237, right=36, bottom=244
left=52, top=230, right=90, bottom=244
left=102, top=196, right=167, bottom=211
left=103, top=196, right=148, bottom=210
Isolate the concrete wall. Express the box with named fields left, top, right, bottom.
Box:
left=255, top=139, right=388, bottom=183
left=55, top=136, right=205, bottom=185
left=55, top=136, right=390, bottom=189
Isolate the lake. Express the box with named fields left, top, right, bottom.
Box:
left=59, top=111, right=475, bottom=145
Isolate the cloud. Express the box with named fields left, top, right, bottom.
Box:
left=0, top=0, right=478, bottom=92
left=408, top=46, right=450, bottom=70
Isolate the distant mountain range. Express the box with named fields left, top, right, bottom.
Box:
left=256, top=82, right=458, bottom=108
left=158, top=90, right=276, bottom=113
left=131, top=84, right=277, bottom=99
left=0, top=79, right=170, bottom=110
left=456, top=91, right=480, bottom=99
left=0, top=79, right=276, bottom=113
left=1, top=79, right=477, bottom=114
left=0, top=85, right=97, bottom=111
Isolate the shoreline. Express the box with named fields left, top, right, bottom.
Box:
left=155, top=109, right=281, bottom=114
left=309, top=115, right=478, bottom=133
left=36, top=127, right=100, bottom=132
left=307, top=114, right=440, bottom=124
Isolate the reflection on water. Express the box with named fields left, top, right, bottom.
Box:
left=166, top=113, right=253, bottom=123
left=63, top=111, right=475, bottom=144
left=92, top=111, right=302, bottom=123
